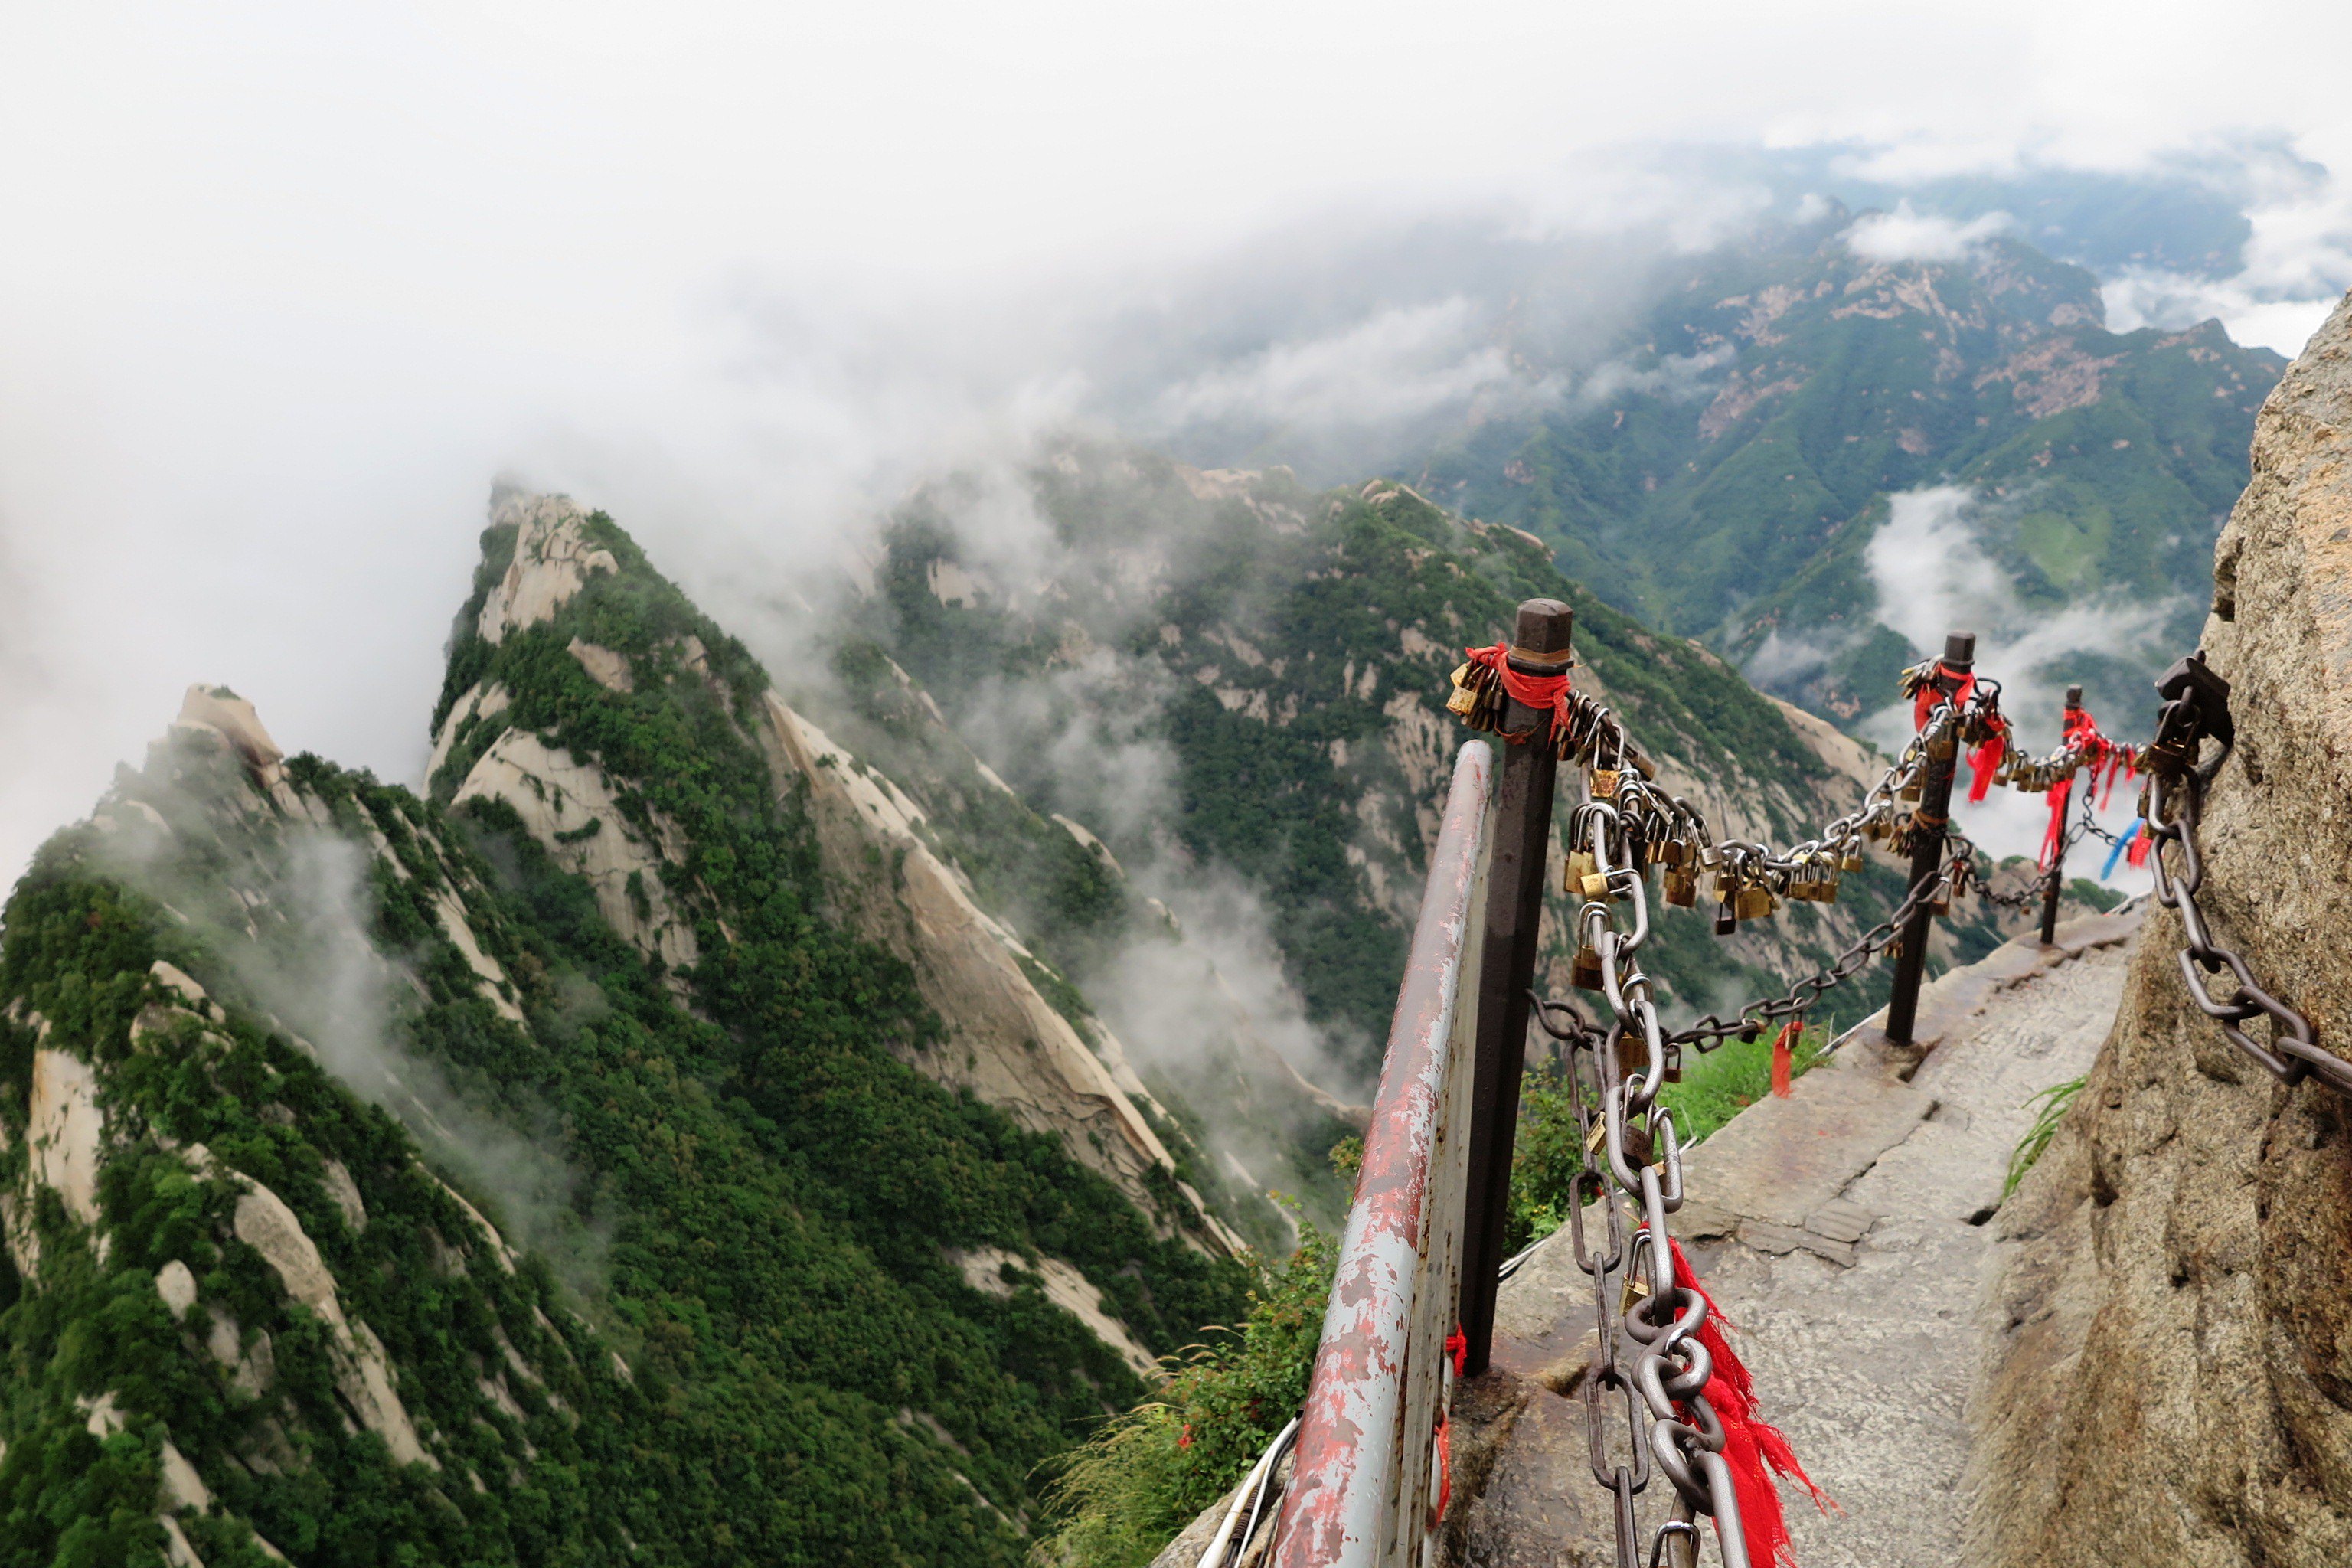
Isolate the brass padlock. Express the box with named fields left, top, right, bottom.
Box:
left=1589, top=767, right=1619, bottom=799
left=1446, top=668, right=1478, bottom=719
left=1581, top=871, right=1612, bottom=900
left=1565, top=850, right=1598, bottom=897
left=1664, top=869, right=1697, bottom=908
left=1842, top=849, right=1865, bottom=872
left=1572, top=946, right=1604, bottom=990
left=1736, top=885, right=1774, bottom=920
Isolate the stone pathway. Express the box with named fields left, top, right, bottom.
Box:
left=1452, top=908, right=2142, bottom=1568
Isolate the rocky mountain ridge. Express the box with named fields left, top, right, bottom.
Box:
left=431, top=494, right=1230, bottom=1243
left=854, top=445, right=2033, bottom=1071
left=0, top=449, right=2084, bottom=1567
left=0, top=495, right=1271, bottom=1565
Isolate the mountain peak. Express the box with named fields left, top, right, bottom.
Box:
left=475, top=492, right=618, bottom=646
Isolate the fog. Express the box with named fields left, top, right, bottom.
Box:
left=1858, top=486, right=2180, bottom=878
left=5, top=0, right=2352, bottom=886
left=91, top=764, right=605, bottom=1289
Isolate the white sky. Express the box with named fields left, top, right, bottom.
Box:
left=2, top=0, right=2350, bottom=882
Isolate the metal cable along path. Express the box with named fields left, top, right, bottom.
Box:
left=1201, top=621, right=2329, bottom=1568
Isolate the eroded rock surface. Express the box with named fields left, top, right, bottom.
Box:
left=1966, top=292, right=2352, bottom=1568
left=232, top=1178, right=433, bottom=1467
left=475, top=493, right=617, bottom=645
left=28, top=1047, right=103, bottom=1225
left=946, top=1246, right=1161, bottom=1377
left=453, top=728, right=701, bottom=976
left=760, top=692, right=1243, bottom=1254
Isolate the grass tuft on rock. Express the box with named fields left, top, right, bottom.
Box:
left=2004, top=1076, right=2086, bottom=1198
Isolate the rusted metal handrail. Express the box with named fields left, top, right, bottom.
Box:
left=1272, top=740, right=1495, bottom=1568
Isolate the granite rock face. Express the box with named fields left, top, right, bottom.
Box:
left=1967, top=292, right=2352, bottom=1566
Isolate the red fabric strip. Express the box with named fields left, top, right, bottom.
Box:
left=1663, top=1237, right=1833, bottom=1567
left=1911, top=663, right=1975, bottom=730
left=1769, top=1020, right=1800, bottom=1099
left=2040, top=776, right=2072, bottom=872
left=1461, top=642, right=1572, bottom=743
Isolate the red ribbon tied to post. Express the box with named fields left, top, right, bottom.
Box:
left=1910, top=662, right=2007, bottom=802
left=2039, top=704, right=2136, bottom=871
left=1460, top=642, right=1573, bottom=743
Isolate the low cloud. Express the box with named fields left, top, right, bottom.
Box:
left=93, top=776, right=606, bottom=1294
left=1574, top=344, right=1736, bottom=410
left=1089, top=864, right=1363, bottom=1233
left=1515, top=159, right=1777, bottom=254
left=1743, top=622, right=1865, bottom=689
left=1859, top=484, right=2180, bottom=872
left=2094, top=147, right=2352, bottom=356
left=1844, top=200, right=2015, bottom=262
left=1147, top=296, right=1556, bottom=437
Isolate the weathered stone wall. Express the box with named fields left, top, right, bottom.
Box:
left=1967, top=294, right=2352, bottom=1566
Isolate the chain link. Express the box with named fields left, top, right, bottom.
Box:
left=1530, top=799, right=1754, bottom=1568
left=2140, top=654, right=2348, bottom=1096
left=1479, top=645, right=2345, bottom=1568
left=1552, top=691, right=1965, bottom=914
left=1453, top=653, right=2007, bottom=923
left=1664, top=844, right=1973, bottom=1049
left=1596, top=684, right=1991, bottom=1051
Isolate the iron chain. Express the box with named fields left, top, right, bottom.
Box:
left=2141, top=654, right=2347, bottom=1096
left=1665, top=844, right=1971, bottom=1049
left=1534, top=801, right=1753, bottom=1568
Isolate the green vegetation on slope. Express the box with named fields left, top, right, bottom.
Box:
left=1417, top=217, right=2283, bottom=723
left=426, top=513, right=1255, bottom=1534
left=867, top=452, right=1867, bottom=1076
left=0, top=503, right=1259, bottom=1566
left=1035, top=1223, right=1336, bottom=1568
left=0, top=828, right=651, bottom=1567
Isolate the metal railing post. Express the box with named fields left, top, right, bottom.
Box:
left=1884, top=631, right=1972, bottom=1047
left=1272, top=743, right=1496, bottom=1568
left=2038, top=684, right=2080, bottom=946
left=1456, top=598, right=1571, bottom=1376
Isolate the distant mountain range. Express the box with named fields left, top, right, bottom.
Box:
left=845, top=444, right=2034, bottom=1094
left=1413, top=207, right=2284, bottom=726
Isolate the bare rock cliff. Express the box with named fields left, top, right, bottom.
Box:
left=1967, top=294, right=2352, bottom=1566
left=758, top=691, right=1246, bottom=1255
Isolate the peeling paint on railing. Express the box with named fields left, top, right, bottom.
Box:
left=1272, top=740, right=1493, bottom=1568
